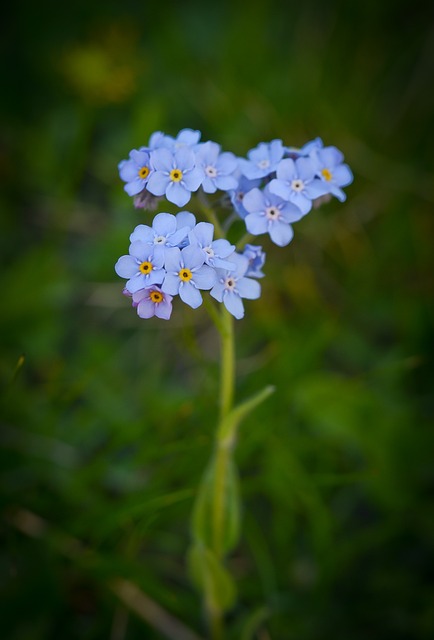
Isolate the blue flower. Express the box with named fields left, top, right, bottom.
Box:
left=238, top=139, right=284, bottom=180
left=194, top=141, right=238, bottom=193
left=228, top=172, right=262, bottom=219
left=243, top=184, right=304, bottom=247
left=147, top=147, right=204, bottom=207
left=284, top=137, right=324, bottom=160
left=115, top=243, right=165, bottom=293
left=242, top=244, right=266, bottom=278
left=118, top=149, right=153, bottom=196
left=132, top=286, right=173, bottom=320
left=188, top=222, right=236, bottom=270
left=210, top=253, right=261, bottom=319
left=129, top=213, right=190, bottom=253
left=161, top=245, right=217, bottom=309
left=149, top=128, right=201, bottom=151
left=310, top=146, right=353, bottom=201
left=269, top=156, right=329, bottom=215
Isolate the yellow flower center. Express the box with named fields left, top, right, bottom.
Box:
left=138, top=166, right=150, bottom=179
left=150, top=291, right=164, bottom=303
left=321, top=168, right=333, bottom=181
left=170, top=168, right=183, bottom=182
left=179, top=268, right=193, bottom=282
left=139, top=261, right=153, bottom=275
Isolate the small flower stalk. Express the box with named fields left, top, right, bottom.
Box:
left=114, top=128, right=353, bottom=638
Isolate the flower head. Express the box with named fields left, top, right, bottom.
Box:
left=269, top=156, right=329, bottom=215
left=310, top=146, right=353, bottom=202
left=243, top=184, right=303, bottom=247
left=132, top=286, right=173, bottom=320
left=194, top=141, right=238, bottom=193
left=162, top=245, right=217, bottom=309
left=228, top=173, right=262, bottom=219
left=118, top=149, right=153, bottom=196
left=147, top=147, right=204, bottom=207
left=210, top=253, right=261, bottom=319
left=115, top=243, right=165, bottom=293
left=188, top=222, right=235, bottom=270
left=129, top=213, right=190, bottom=253
left=238, top=139, right=284, bottom=180
left=242, top=244, right=266, bottom=278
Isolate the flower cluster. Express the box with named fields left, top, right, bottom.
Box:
left=116, top=129, right=353, bottom=320
left=116, top=213, right=261, bottom=320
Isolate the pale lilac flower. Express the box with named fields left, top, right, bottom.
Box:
left=162, top=246, right=216, bottom=309
left=210, top=253, right=261, bottom=319
left=132, top=286, right=173, bottom=320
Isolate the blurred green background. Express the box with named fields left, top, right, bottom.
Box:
left=1, top=1, right=433, bottom=638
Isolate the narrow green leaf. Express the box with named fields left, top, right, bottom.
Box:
left=191, top=453, right=241, bottom=556
left=187, top=542, right=237, bottom=613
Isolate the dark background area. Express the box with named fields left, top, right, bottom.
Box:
left=1, top=1, right=433, bottom=638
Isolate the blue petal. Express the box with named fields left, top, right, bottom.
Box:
left=190, top=221, right=214, bottom=248
left=182, top=245, right=206, bottom=270
left=125, top=180, right=145, bottom=196
left=236, top=277, right=261, bottom=300
left=164, top=247, right=182, bottom=272
left=182, top=166, right=204, bottom=191
left=119, top=160, right=139, bottom=182
left=211, top=239, right=235, bottom=258
left=224, top=292, right=244, bottom=319
left=161, top=273, right=181, bottom=295
left=150, top=148, right=173, bottom=172
left=153, top=212, right=177, bottom=236
left=269, top=221, right=294, bottom=247
left=147, top=171, right=169, bottom=196
left=245, top=213, right=268, bottom=235
left=242, top=188, right=265, bottom=214
left=176, top=211, right=196, bottom=230
left=193, top=265, right=217, bottom=290
left=179, top=282, right=203, bottom=308
left=276, top=158, right=296, bottom=181
left=137, top=298, right=156, bottom=318
left=268, top=179, right=291, bottom=201
left=166, top=181, right=190, bottom=207
left=115, top=255, right=139, bottom=278
left=210, top=281, right=225, bottom=302
left=130, top=224, right=153, bottom=244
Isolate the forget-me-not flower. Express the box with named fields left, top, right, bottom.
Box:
left=147, top=147, right=204, bottom=207
left=269, top=156, right=329, bottom=215
left=238, top=139, right=285, bottom=180
left=118, top=149, right=153, bottom=196
left=243, top=184, right=304, bottom=247
left=132, top=286, right=173, bottom=320
left=242, top=244, right=266, bottom=278
left=194, top=141, right=238, bottom=193
left=210, top=253, right=261, bottom=319
left=129, top=213, right=190, bottom=254
left=162, top=245, right=216, bottom=309
left=188, top=222, right=236, bottom=270
left=310, top=146, right=353, bottom=201
left=228, top=173, right=262, bottom=219
left=115, top=243, right=166, bottom=293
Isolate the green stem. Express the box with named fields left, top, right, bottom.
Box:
left=219, top=307, right=235, bottom=421
left=236, top=232, right=255, bottom=251
left=197, top=191, right=225, bottom=239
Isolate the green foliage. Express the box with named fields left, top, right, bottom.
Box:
left=1, top=1, right=433, bottom=639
